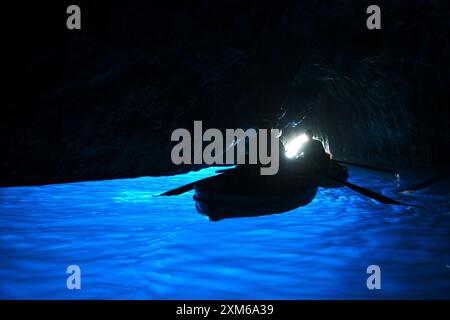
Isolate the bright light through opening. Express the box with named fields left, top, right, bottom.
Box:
left=285, top=134, right=309, bottom=158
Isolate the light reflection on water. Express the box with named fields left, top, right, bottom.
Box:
left=0, top=167, right=449, bottom=299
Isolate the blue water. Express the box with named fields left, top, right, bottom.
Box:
left=1, top=166, right=449, bottom=299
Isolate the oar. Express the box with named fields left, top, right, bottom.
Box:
left=335, top=159, right=398, bottom=175
left=398, top=173, right=450, bottom=193
left=158, top=175, right=215, bottom=196
left=158, top=169, right=236, bottom=196
left=330, top=176, right=408, bottom=205
left=215, top=168, right=236, bottom=174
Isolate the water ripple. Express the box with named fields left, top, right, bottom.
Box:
left=0, top=167, right=449, bottom=299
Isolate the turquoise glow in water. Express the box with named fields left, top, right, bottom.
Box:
left=0, top=166, right=449, bottom=299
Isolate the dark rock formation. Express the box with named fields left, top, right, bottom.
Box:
left=2, top=0, right=449, bottom=186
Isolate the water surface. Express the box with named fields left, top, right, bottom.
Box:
left=1, top=167, right=449, bottom=299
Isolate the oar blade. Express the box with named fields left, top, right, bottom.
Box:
left=346, top=181, right=404, bottom=205
left=158, top=171, right=230, bottom=196
left=158, top=182, right=196, bottom=196
left=331, top=176, right=408, bottom=206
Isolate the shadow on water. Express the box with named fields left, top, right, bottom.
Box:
left=0, top=166, right=449, bottom=299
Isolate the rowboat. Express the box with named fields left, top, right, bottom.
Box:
left=194, top=160, right=348, bottom=221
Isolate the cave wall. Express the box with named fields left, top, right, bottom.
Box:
left=2, top=0, right=449, bottom=186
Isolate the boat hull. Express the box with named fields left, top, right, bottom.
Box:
left=193, top=159, right=347, bottom=221
left=194, top=184, right=318, bottom=221
left=193, top=165, right=321, bottom=221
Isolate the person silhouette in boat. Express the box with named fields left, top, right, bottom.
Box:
left=300, top=129, right=330, bottom=170
left=302, top=130, right=325, bottom=158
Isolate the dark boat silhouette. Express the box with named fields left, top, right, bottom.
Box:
left=194, top=160, right=348, bottom=221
